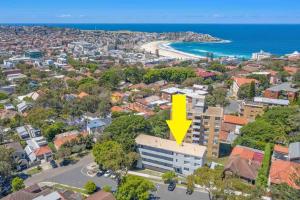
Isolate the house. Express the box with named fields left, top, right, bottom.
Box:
left=135, top=134, right=207, bottom=175
left=289, top=142, right=300, bottom=163
left=3, top=184, right=82, bottom=200
left=219, top=115, right=248, bottom=157
left=283, top=66, right=299, bottom=75
left=25, top=137, right=52, bottom=163
left=0, top=109, right=17, bottom=120
left=223, top=145, right=264, bottom=183
left=17, top=91, right=42, bottom=101
left=3, top=142, right=28, bottom=170
left=86, top=191, right=116, bottom=200
left=264, top=82, right=299, bottom=101
left=269, top=159, right=300, bottom=189
left=287, top=51, right=300, bottom=61
left=111, top=92, right=125, bottom=104
left=231, top=77, right=258, bottom=98
left=17, top=101, right=32, bottom=113
left=53, top=131, right=88, bottom=150
left=84, top=115, right=111, bottom=135
left=195, top=68, right=216, bottom=79
left=16, top=125, right=41, bottom=139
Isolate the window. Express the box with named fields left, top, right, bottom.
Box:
left=184, top=167, right=189, bottom=171
left=184, top=155, right=190, bottom=158
left=184, top=161, right=190, bottom=164
left=141, top=151, right=173, bottom=161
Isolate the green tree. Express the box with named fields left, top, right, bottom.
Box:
left=103, top=115, right=151, bottom=152
left=0, top=92, right=8, bottom=100
left=99, top=69, right=122, bottom=89
left=249, top=81, right=256, bottom=99
left=116, top=175, right=155, bottom=200
left=256, top=143, right=272, bottom=188
left=56, top=146, right=72, bottom=160
left=124, top=67, right=145, bottom=84
left=161, top=171, right=177, bottom=184
left=43, top=122, right=65, bottom=142
left=84, top=180, right=97, bottom=194
left=11, top=177, right=25, bottom=192
left=271, top=183, right=300, bottom=200
left=92, top=141, right=138, bottom=175
left=148, top=110, right=170, bottom=138
left=0, top=146, right=14, bottom=178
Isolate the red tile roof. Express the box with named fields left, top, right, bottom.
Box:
left=231, top=145, right=264, bottom=163
left=34, top=146, right=52, bottom=157
left=111, top=106, right=125, bottom=112
left=274, top=145, right=289, bottom=154
left=283, top=66, right=299, bottom=75
left=196, top=68, right=216, bottom=78
left=54, top=131, right=88, bottom=149
left=233, top=77, right=258, bottom=87
left=270, top=159, right=300, bottom=189
left=86, top=191, right=116, bottom=200
left=219, top=131, right=229, bottom=141
left=224, top=115, right=248, bottom=126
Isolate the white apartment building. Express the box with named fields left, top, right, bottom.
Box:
left=135, top=134, right=207, bottom=175
left=252, top=50, right=272, bottom=61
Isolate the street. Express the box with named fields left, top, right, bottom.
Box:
left=25, top=154, right=209, bottom=200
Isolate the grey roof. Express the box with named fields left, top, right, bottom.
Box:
left=289, top=142, right=300, bottom=159
left=254, top=97, right=289, bottom=106
left=267, top=82, right=299, bottom=93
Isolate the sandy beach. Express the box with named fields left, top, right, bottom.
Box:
left=140, top=40, right=203, bottom=60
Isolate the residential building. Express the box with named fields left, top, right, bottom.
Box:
left=219, top=115, right=248, bottom=157
left=251, top=50, right=272, bottom=61
left=264, top=82, right=299, bottom=101
left=53, top=131, right=88, bottom=150
left=135, top=134, right=206, bottom=175
left=25, top=137, right=52, bottom=163
left=269, top=159, right=300, bottom=189
left=3, top=142, right=28, bottom=170
left=86, top=191, right=116, bottom=200
left=161, top=85, right=208, bottom=144
left=16, top=125, right=41, bottom=139
left=283, top=66, right=300, bottom=75
left=230, top=77, right=258, bottom=98
left=286, top=51, right=300, bottom=61
left=195, top=68, right=216, bottom=80
left=223, top=145, right=264, bottom=184
left=200, top=107, right=223, bottom=157
left=2, top=184, right=83, bottom=200
left=111, top=92, right=125, bottom=104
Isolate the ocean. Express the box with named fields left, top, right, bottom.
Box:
left=8, top=24, right=300, bottom=58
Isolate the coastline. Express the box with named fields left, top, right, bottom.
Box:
left=140, top=40, right=204, bottom=60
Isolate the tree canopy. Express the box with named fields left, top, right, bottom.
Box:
left=116, top=175, right=155, bottom=200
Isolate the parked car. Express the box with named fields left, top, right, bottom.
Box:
left=110, top=173, right=117, bottom=179
left=96, top=170, right=105, bottom=177
left=103, top=170, right=112, bottom=177
left=59, top=159, right=70, bottom=167
left=50, top=160, right=58, bottom=168
left=168, top=182, right=176, bottom=191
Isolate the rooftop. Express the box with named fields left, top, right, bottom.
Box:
left=136, top=134, right=207, bottom=158
left=270, top=159, right=300, bottom=189
left=254, top=97, right=289, bottom=106
left=224, top=115, right=248, bottom=126
left=289, top=142, right=300, bottom=159
left=266, top=82, right=299, bottom=93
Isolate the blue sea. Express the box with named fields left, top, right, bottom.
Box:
left=7, top=24, right=300, bottom=58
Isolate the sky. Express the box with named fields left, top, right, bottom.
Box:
left=1, top=0, right=300, bottom=24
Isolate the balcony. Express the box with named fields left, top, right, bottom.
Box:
left=192, top=125, right=201, bottom=129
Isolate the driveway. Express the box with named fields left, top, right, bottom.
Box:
left=25, top=154, right=209, bottom=200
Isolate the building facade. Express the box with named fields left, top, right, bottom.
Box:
left=135, top=134, right=206, bottom=175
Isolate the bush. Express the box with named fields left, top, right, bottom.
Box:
left=256, top=143, right=272, bottom=188
left=161, top=171, right=177, bottom=184
left=102, top=185, right=112, bottom=192
left=84, top=180, right=97, bottom=194
left=11, top=177, right=25, bottom=192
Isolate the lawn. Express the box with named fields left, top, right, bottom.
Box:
left=53, top=183, right=89, bottom=196
left=27, top=167, right=42, bottom=176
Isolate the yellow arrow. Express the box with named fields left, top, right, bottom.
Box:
left=166, top=94, right=192, bottom=145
